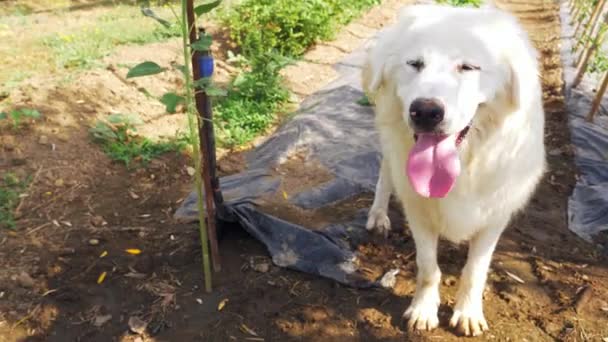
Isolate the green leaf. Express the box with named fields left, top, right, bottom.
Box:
left=107, top=113, right=142, bottom=126
left=232, top=73, right=246, bottom=87
left=160, top=92, right=185, bottom=113
left=356, top=95, right=372, bottom=106
left=174, top=64, right=187, bottom=75
left=205, top=86, right=227, bottom=97
left=193, top=77, right=212, bottom=89
left=194, top=0, right=222, bottom=16
left=0, top=112, right=7, bottom=120
left=126, top=61, right=166, bottom=78
left=191, top=34, right=213, bottom=52
left=20, top=108, right=41, bottom=118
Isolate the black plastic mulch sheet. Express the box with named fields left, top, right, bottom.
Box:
left=175, top=40, right=391, bottom=287
left=559, top=4, right=608, bottom=245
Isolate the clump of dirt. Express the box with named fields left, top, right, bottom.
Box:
left=254, top=150, right=372, bottom=230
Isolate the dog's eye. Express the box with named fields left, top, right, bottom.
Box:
left=458, top=63, right=481, bottom=72
left=407, top=59, right=424, bottom=71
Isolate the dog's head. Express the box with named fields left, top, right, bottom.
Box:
left=363, top=4, right=540, bottom=198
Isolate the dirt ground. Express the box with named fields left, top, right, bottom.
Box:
left=1, top=0, right=608, bottom=341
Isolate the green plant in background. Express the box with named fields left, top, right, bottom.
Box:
left=41, top=8, right=181, bottom=70
left=0, top=108, right=41, bottom=129
left=581, top=21, right=608, bottom=73
left=222, top=0, right=380, bottom=58
left=436, top=0, right=482, bottom=6
left=214, top=53, right=291, bottom=146
left=589, top=51, right=608, bottom=74
left=0, top=173, right=29, bottom=230
left=90, top=113, right=188, bottom=168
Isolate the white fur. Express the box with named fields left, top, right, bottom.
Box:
left=362, top=4, right=545, bottom=337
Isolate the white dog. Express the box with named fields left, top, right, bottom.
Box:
left=362, top=4, right=545, bottom=337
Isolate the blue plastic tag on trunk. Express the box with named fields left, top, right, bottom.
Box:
left=199, top=55, right=214, bottom=78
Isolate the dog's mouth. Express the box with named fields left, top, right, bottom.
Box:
left=413, top=125, right=470, bottom=146
left=407, top=126, right=471, bottom=199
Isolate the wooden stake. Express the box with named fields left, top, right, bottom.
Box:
left=186, top=0, right=222, bottom=272
left=575, top=0, right=606, bottom=55
left=587, top=70, right=608, bottom=121
left=573, top=15, right=608, bottom=87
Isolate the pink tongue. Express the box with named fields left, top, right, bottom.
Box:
left=406, top=133, right=461, bottom=198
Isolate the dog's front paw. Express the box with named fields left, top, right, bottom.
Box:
left=449, top=305, right=488, bottom=337
left=366, top=207, right=391, bottom=237
left=403, top=295, right=439, bottom=331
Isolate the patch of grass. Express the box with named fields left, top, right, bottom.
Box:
left=1, top=5, right=181, bottom=88
left=0, top=173, right=29, bottom=230
left=214, top=54, right=291, bottom=146
left=90, top=113, right=188, bottom=168
left=0, top=108, right=42, bottom=130
left=42, top=11, right=180, bottom=70
left=222, top=0, right=380, bottom=58
left=214, top=0, right=380, bottom=147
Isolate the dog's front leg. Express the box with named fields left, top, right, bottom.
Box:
left=404, top=225, right=441, bottom=331
left=450, top=225, right=504, bottom=336
left=366, top=157, right=392, bottom=237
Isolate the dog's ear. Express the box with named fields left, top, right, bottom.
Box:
left=504, top=29, right=541, bottom=110
left=361, top=5, right=425, bottom=94
left=361, top=45, right=385, bottom=94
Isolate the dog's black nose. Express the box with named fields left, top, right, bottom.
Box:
left=409, top=98, right=445, bottom=132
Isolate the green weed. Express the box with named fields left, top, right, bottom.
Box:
left=42, top=9, right=180, bottom=70
left=222, top=0, right=380, bottom=58
left=90, top=113, right=188, bottom=168
left=0, top=108, right=42, bottom=130
left=214, top=0, right=380, bottom=146
left=214, top=53, right=291, bottom=146
left=0, top=173, right=29, bottom=230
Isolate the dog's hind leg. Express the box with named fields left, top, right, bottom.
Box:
left=450, top=223, right=506, bottom=336
left=403, top=223, right=441, bottom=331
left=366, top=157, right=392, bottom=237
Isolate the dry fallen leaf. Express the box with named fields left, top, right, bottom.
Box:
left=505, top=271, right=525, bottom=284
left=240, top=323, right=258, bottom=336
left=128, top=316, right=148, bottom=335
left=97, top=271, right=107, bottom=284
left=282, top=191, right=288, bottom=199
left=99, top=250, right=108, bottom=258
left=218, top=298, right=228, bottom=311
left=125, top=249, right=142, bottom=255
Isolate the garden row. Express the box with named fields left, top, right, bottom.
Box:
left=569, top=0, right=608, bottom=120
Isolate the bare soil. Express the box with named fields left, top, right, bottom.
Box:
left=1, top=0, right=607, bottom=341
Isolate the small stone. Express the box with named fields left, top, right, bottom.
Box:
left=89, top=239, right=100, bottom=246
left=93, top=314, right=112, bottom=327
left=90, top=215, right=106, bottom=227
left=253, top=262, right=270, bottom=273
left=15, top=271, right=35, bottom=288
left=128, top=316, right=148, bottom=335
left=186, top=167, right=196, bottom=176
left=1, top=135, right=16, bottom=150
left=38, top=135, right=49, bottom=145
left=548, top=148, right=562, bottom=156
